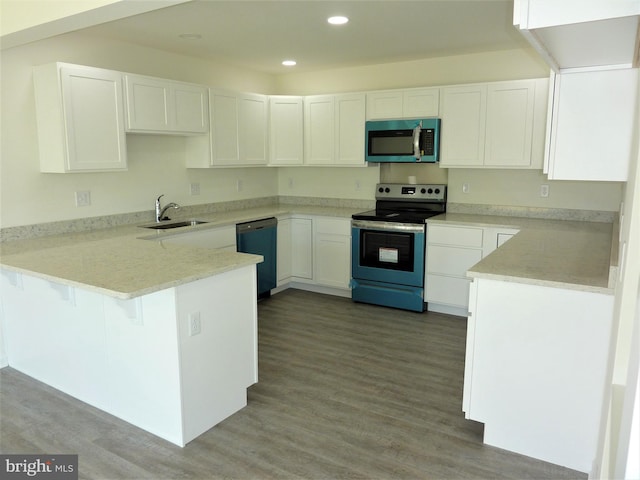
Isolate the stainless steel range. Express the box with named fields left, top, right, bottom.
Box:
left=351, top=183, right=447, bottom=312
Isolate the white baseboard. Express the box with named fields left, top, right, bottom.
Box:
left=427, top=303, right=468, bottom=317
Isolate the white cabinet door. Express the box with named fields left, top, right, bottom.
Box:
left=305, top=93, right=366, bottom=166
left=403, top=87, right=440, bottom=118
left=172, top=83, right=209, bottom=134
left=291, top=218, right=313, bottom=279
left=210, top=91, right=240, bottom=166
left=313, top=217, right=351, bottom=289
left=276, top=218, right=292, bottom=284
left=33, top=63, right=127, bottom=172
left=125, top=75, right=171, bottom=132
left=238, top=93, right=268, bottom=165
left=441, top=79, right=545, bottom=169
left=547, top=68, right=638, bottom=181
left=335, top=93, right=366, bottom=166
left=305, top=95, right=335, bottom=165
left=439, top=84, right=487, bottom=167
left=366, top=87, right=439, bottom=120
left=125, top=74, right=209, bottom=134
left=269, top=96, right=303, bottom=166
left=484, top=80, right=535, bottom=167
left=425, top=224, right=483, bottom=312
left=366, top=90, right=403, bottom=119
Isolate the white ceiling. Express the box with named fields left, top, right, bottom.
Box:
left=79, top=0, right=531, bottom=74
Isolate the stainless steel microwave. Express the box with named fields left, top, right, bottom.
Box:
left=365, top=118, right=441, bottom=163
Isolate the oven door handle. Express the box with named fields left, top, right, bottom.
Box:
left=352, top=220, right=425, bottom=232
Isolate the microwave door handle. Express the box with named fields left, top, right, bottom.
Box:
left=413, top=121, right=422, bottom=161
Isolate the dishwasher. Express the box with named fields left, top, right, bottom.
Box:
left=236, top=217, right=277, bottom=299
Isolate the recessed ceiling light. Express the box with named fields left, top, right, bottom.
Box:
left=328, top=16, right=349, bottom=25
left=282, top=60, right=297, bottom=67
left=179, top=33, right=202, bottom=40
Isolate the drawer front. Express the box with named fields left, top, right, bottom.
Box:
left=428, top=225, right=483, bottom=248
left=427, top=246, right=482, bottom=276
left=426, top=274, right=472, bottom=308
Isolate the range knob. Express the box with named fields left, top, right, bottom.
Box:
left=385, top=187, right=390, bottom=193
left=435, top=188, right=441, bottom=194
left=427, top=188, right=433, bottom=194
left=378, top=187, right=384, bottom=193
left=420, top=188, right=426, bottom=194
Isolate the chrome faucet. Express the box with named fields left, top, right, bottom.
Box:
left=155, top=194, right=180, bottom=222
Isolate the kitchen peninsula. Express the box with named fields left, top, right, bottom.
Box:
left=426, top=212, right=616, bottom=472
left=0, top=221, right=264, bottom=447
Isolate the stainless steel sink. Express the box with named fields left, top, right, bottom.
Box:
left=139, top=220, right=208, bottom=230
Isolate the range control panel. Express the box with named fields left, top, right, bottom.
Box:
left=375, top=183, right=447, bottom=202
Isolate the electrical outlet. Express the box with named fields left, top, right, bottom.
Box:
left=188, top=312, right=201, bottom=336
left=75, top=190, right=91, bottom=207
left=236, top=179, right=243, bottom=192
left=190, top=183, right=200, bottom=195
left=462, top=183, right=470, bottom=194
left=540, top=184, right=550, bottom=198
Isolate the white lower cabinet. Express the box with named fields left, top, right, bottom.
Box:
left=464, top=277, right=613, bottom=472
left=313, top=217, right=351, bottom=289
left=276, top=218, right=292, bottom=284
left=426, top=224, right=484, bottom=315
left=426, top=223, right=520, bottom=315
left=291, top=217, right=313, bottom=280
left=276, top=215, right=351, bottom=294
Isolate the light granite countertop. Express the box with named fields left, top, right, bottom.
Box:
left=1, top=204, right=617, bottom=298
left=0, top=205, right=360, bottom=299
left=427, top=213, right=616, bottom=294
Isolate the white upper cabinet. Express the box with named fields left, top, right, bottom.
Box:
left=124, top=74, right=208, bottom=134
left=304, top=93, right=366, bottom=166
left=545, top=68, right=638, bottom=181
left=211, top=90, right=240, bottom=165
left=335, top=94, right=366, bottom=166
left=33, top=62, right=127, bottom=173
left=440, top=78, right=547, bottom=169
left=514, top=0, right=640, bottom=71
left=484, top=81, right=536, bottom=167
left=366, top=87, right=439, bottom=119
left=440, top=84, right=487, bottom=167
left=186, top=90, right=268, bottom=168
left=304, top=95, right=335, bottom=164
left=269, top=96, right=304, bottom=166
left=238, top=93, right=268, bottom=165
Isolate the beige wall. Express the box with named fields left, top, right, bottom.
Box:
left=274, top=48, right=549, bottom=95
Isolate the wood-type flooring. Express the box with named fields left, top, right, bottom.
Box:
left=0, top=289, right=586, bottom=479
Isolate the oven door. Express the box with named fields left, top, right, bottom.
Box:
left=351, top=220, right=425, bottom=287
